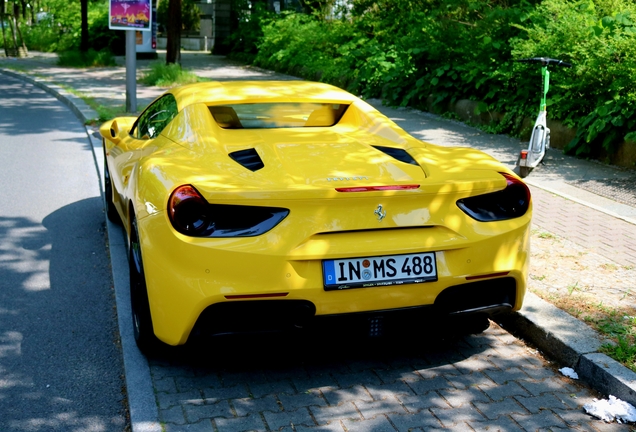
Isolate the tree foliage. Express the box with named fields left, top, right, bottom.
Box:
left=229, top=0, right=636, bottom=158
left=156, top=0, right=200, bottom=34
left=2, top=0, right=125, bottom=54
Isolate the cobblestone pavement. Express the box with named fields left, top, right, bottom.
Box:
left=530, top=187, right=636, bottom=269
left=566, top=177, right=636, bottom=208
left=147, top=326, right=630, bottom=432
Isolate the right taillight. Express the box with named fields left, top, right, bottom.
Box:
left=456, top=173, right=531, bottom=222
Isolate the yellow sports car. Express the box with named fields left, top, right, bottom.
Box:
left=100, top=81, right=531, bottom=351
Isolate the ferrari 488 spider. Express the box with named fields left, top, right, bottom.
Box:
left=100, top=81, right=531, bottom=351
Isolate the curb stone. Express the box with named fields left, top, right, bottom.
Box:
left=497, top=292, right=636, bottom=407
left=3, top=66, right=636, bottom=426
left=579, top=353, right=636, bottom=405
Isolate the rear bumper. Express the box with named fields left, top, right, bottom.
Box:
left=190, top=277, right=517, bottom=340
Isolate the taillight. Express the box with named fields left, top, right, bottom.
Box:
left=168, top=185, right=215, bottom=236
left=456, top=173, right=531, bottom=222
left=167, top=184, right=290, bottom=237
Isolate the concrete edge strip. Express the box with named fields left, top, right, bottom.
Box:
left=498, top=292, right=636, bottom=406
left=0, top=67, right=97, bottom=124
left=0, top=67, right=162, bottom=432
left=103, top=218, right=162, bottom=432
left=525, top=178, right=636, bottom=226
left=87, top=109, right=162, bottom=431
left=579, top=353, right=636, bottom=404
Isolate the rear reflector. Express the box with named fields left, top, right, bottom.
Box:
left=336, top=185, right=420, bottom=192
left=224, top=293, right=289, bottom=300
left=466, top=272, right=510, bottom=281
left=520, top=150, right=528, bottom=160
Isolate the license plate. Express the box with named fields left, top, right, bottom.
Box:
left=323, top=252, right=437, bottom=291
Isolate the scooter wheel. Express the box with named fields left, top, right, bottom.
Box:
left=519, top=166, right=532, bottom=178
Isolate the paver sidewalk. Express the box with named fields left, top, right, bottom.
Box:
left=531, top=187, right=636, bottom=268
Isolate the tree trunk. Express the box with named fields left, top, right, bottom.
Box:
left=9, top=6, right=19, bottom=56
left=166, top=0, right=181, bottom=65
left=80, top=0, right=88, bottom=52
left=13, top=3, right=27, bottom=55
left=0, top=1, right=8, bottom=57
left=19, top=0, right=27, bottom=21
left=29, top=0, right=35, bottom=24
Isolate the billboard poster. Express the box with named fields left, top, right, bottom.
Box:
left=109, top=0, right=152, bottom=31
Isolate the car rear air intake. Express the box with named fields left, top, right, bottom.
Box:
left=229, top=148, right=265, bottom=171
left=372, top=146, right=419, bottom=165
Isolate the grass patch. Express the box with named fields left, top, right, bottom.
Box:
left=538, top=231, right=557, bottom=240
left=58, top=49, right=116, bottom=67
left=534, top=290, right=636, bottom=372
left=58, top=85, right=126, bottom=123
left=0, top=63, right=29, bottom=73
left=530, top=228, right=558, bottom=240
left=140, top=62, right=200, bottom=87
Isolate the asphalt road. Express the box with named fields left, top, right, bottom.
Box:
left=0, top=74, right=129, bottom=430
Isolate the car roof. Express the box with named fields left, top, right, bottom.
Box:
left=169, top=81, right=358, bottom=109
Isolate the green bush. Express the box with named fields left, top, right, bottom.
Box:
left=225, top=0, right=272, bottom=62
left=235, top=0, right=636, bottom=159
left=87, top=6, right=126, bottom=56
left=513, top=0, right=636, bottom=157
left=21, top=14, right=77, bottom=52
left=140, top=61, right=200, bottom=87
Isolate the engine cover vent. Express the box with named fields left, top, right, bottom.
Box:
left=229, top=148, right=264, bottom=171
left=372, top=146, right=418, bottom=165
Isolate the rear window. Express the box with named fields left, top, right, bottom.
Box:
left=208, top=103, right=349, bottom=129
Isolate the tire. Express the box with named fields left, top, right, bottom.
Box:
left=519, top=166, right=532, bottom=178
left=464, top=315, right=491, bottom=334
left=104, top=153, right=121, bottom=224
left=445, top=315, right=491, bottom=336
left=129, top=216, right=160, bottom=353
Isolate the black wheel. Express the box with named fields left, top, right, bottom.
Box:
left=129, top=216, right=159, bottom=353
left=444, top=315, right=491, bottom=337
left=104, top=152, right=121, bottom=224
left=519, top=166, right=532, bottom=178
left=463, top=315, right=491, bottom=334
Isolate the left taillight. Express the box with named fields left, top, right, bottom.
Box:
left=168, top=185, right=215, bottom=236
left=168, top=184, right=290, bottom=237
left=456, top=173, right=531, bottom=222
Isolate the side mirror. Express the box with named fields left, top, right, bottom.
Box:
left=100, top=117, right=136, bottom=145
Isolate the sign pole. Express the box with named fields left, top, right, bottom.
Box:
left=125, top=29, right=137, bottom=113
left=110, top=0, right=152, bottom=113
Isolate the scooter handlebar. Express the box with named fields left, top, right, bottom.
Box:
left=516, top=57, right=572, bottom=68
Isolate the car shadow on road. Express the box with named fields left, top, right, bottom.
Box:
left=146, top=321, right=493, bottom=378
left=0, top=198, right=127, bottom=431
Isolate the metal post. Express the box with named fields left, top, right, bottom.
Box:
left=125, top=30, right=137, bottom=113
